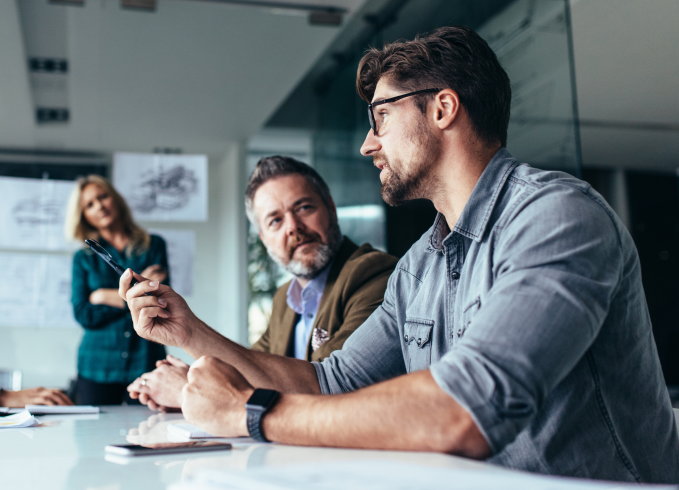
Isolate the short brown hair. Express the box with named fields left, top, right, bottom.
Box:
left=244, top=156, right=333, bottom=229
left=357, top=26, right=511, bottom=147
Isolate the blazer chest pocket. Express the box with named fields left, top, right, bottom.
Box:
left=404, top=319, right=434, bottom=373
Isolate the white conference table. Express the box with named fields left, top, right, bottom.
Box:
left=0, top=405, right=497, bottom=490
left=1, top=406, right=677, bottom=490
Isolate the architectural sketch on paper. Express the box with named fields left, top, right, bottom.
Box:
left=12, top=196, right=63, bottom=225
left=113, top=153, right=208, bottom=222
left=132, top=165, right=199, bottom=213
left=0, top=176, right=77, bottom=251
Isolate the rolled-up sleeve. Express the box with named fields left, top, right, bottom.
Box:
left=312, top=270, right=407, bottom=395
left=430, top=186, right=623, bottom=454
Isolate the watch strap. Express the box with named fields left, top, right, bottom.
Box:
left=246, top=409, right=269, bottom=442
left=245, top=389, right=280, bottom=442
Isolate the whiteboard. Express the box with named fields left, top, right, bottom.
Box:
left=0, top=176, right=77, bottom=251
left=113, top=153, right=208, bottom=222
left=0, top=253, right=78, bottom=329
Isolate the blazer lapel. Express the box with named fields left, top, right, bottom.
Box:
left=304, top=237, right=359, bottom=359
left=276, top=306, right=299, bottom=358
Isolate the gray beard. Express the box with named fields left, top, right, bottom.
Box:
left=266, top=221, right=343, bottom=281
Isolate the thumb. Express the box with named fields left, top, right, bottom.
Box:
left=166, top=354, right=190, bottom=369
left=130, top=269, right=148, bottom=283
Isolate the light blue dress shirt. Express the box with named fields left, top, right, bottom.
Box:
left=313, top=148, right=679, bottom=482
left=287, top=262, right=333, bottom=360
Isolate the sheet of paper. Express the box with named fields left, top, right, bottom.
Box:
left=167, top=423, right=217, bottom=439
left=170, top=460, right=677, bottom=490
left=167, top=424, right=259, bottom=445
left=0, top=176, right=78, bottom=251
left=148, top=229, right=195, bottom=296
left=25, top=405, right=99, bottom=415
left=0, top=410, right=39, bottom=429
left=113, top=153, right=208, bottom=222
left=0, top=252, right=78, bottom=328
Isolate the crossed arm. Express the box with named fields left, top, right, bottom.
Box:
left=118, top=269, right=490, bottom=457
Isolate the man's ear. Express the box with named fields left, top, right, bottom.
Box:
left=433, top=89, right=460, bottom=131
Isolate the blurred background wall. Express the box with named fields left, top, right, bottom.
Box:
left=0, top=0, right=677, bottom=401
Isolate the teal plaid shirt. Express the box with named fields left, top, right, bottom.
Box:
left=71, top=234, right=168, bottom=384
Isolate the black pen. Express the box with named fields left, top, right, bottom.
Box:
left=84, top=239, right=143, bottom=289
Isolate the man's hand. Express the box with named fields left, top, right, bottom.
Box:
left=127, top=354, right=189, bottom=411
left=182, top=356, right=254, bottom=438
left=0, top=387, right=73, bottom=408
left=118, top=269, right=201, bottom=349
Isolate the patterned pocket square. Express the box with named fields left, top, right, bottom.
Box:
left=312, top=326, right=330, bottom=352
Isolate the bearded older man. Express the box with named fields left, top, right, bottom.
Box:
left=127, top=156, right=397, bottom=410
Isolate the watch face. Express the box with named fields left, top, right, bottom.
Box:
left=246, top=389, right=279, bottom=409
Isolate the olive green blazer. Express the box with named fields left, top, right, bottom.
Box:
left=251, top=237, right=398, bottom=362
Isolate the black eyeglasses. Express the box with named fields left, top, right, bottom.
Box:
left=367, top=88, right=441, bottom=136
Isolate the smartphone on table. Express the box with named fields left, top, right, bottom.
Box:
left=105, top=441, right=232, bottom=457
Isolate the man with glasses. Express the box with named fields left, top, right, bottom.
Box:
left=120, top=26, right=678, bottom=482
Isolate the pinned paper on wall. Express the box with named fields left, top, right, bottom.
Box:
left=0, top=176, right=77, bottom=251
left=148, top=229, right=195, bottom=296
left=0, top=253, right=78, bottom=329
left=113, top=153, right=208, bottom=222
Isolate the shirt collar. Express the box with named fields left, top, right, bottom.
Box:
left=286, top=259, right=334, bottom=315
left=428, top=147, right=519, bottom=250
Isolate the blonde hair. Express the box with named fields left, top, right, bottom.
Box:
left=64, top=175, right=150, bottom=254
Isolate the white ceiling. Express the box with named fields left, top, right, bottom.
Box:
left=2, top=0, right=676, bottom=170
left=571, top=0, right=679, bottom=170
left=0, top=0, right=365, bottom=154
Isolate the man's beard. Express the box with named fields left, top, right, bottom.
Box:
left=379, top=119, right=442, bottom=206
left=265, top=218, right=343, bottom=280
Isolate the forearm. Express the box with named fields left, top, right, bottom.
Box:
left=185, top=321, right=321, bottom=394
left=0, top=389, right=11, bottom=407
left=262, top=370, right=491, bottom=457
left=90, top=289, right=126, bottom=309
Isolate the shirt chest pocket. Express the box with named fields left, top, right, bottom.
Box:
left=403, top=319, right=434, bottom=373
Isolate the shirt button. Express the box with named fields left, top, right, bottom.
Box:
left=124, top=331, right=131, bottom=338
left=451, top=271, right=460, bottom=280
left=416, top=338, right=422, bottom=346
left=404, top=334, right=409, bottom=342
left=121, top=351, right=128, bottom=359
left=307, top=314, right=313, bottom=318
left=457, top=328, right=463, bottom=337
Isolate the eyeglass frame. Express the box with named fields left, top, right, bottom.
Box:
left=367, top=88, right=442, bottom=136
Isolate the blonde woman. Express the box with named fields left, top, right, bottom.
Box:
left=65, top=175, right=169, bottom=405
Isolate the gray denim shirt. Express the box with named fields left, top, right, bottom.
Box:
left=313, top=148, right=679, bottom=483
